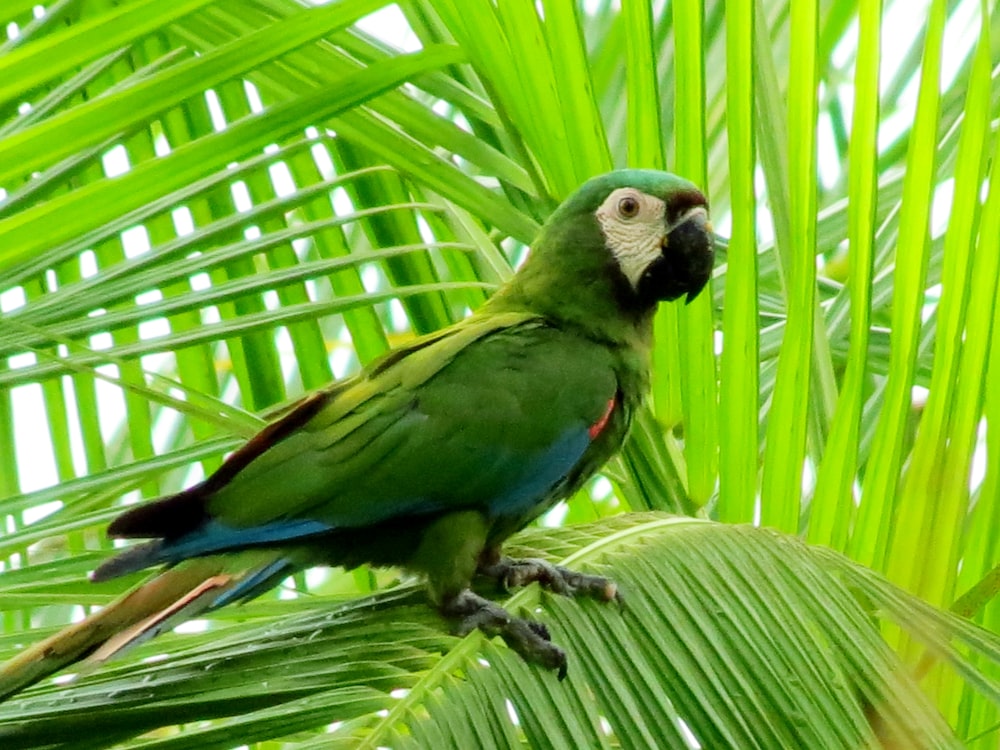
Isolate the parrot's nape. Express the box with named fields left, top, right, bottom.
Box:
left=0, top=169, right=714, bottom=700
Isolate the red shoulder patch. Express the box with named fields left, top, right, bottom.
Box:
left=588, top=397, right=616, bottom=440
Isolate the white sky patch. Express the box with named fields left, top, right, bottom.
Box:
left=389, top=298, right=408, bottom=331
left=139, top=318, right=170, bottom=348
left=269, top=161, right=296, bottom=196
left=172, top=206, right=195, bottom=236
left=244, top=80, right=264, bottom=113
left=816, top=84, right=842, bottom=188
left=879, top=0, right=929, bottom=93
left=122, top=225, right=151, bottom=259
left=57, top=374, right=87, bottom=479
left=331, top=184, right=355, bottom=216
left=541, top=501, right=567, bottom=527
left=356, top=5, right=420, bottom=51
left=310, top=138, right=336, bottom=179
left=174, top=619, right=210, bottom=634
left=80, top=249, right=99, bottom=278
left=801, top=456, right=816, bottom=497
left=154, top=131, right=171, bottom=157
left=189, top=270, right=211, bottom=291
left=0, top=285, right=26, bottom=312
left=94, top=365, right=127, bottom=446
left=293, top=235, right=314, bottom=262
left=361, top=264, right=381, bottom=293
left=10, top=383, right=57, bottom=494
left=831, top=16, right=857, bottom=69
left=306, top=567, right=330, bottom=589
left=592, top=476, right=612, bottom=498
left=263, top=289, right=281, bottom=311
left=205, top=89, right=227, bottom=131
left=304, top=276, right=319, bottom=301
left=22, top=499, right=62, bottom=526
left=970, top=419, right=988, bottom=493
left=278, top=575, right=298, bottom=599
left=198, top=309, right=222, bottom=343
left=930, top=179, right=954, bottom=236
left=7, top=351, right=35, bottom=370
left=102, top=144, right=130, bottom=177
left=330, top=331, right=355, bottom=378
left=135, top=289, right=163, bottom=305
left=940, top=0, right=980, bottom=91
left=754, top=166, right=775, bottom=246
left=275, top=328, right=297, bottom=380
left=88, top=330, right=112, bottom=351
left=230, top=180, right=253, bottom=212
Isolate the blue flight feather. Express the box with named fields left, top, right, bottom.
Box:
left=210, top=558, right=297, bottom=608
left=487, top=427, right=590, bottom=517
left=91, top=519, right=333, bottom=581
left=159, top=519, right=334, bottom=563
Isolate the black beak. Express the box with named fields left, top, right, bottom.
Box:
left=672, top=208, right=715, bottom=304
left=637, top=206, right=715, bottom=305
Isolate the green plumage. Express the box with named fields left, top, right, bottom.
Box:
left=0, top=169, right=714, bottom=699
left=213, top=318, right=623, bottom=540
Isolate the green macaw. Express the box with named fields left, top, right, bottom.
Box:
left=0, top=169, right=713, bottom=700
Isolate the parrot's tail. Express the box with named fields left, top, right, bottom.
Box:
left=0, top=550, right=298, bottom=702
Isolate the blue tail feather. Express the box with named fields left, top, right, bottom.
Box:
left=92, top=519, right=333, bottom=581
left=210, top=558, right=297, bottom=608
left=90, top=540, right=165, bottom=582
left=159, top=519, right=333, bottom=561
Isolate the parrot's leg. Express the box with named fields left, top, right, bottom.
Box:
left=440, top=589, right=568, bottom=679
left=413, top=511, right=569, bottom=677
left=478, top=553, right=624, bottom=606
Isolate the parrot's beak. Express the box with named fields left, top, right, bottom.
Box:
left=641, top=202, right=715, bottom=305
left=668, top=206, right=715, bottom=304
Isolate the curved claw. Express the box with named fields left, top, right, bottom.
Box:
left=441, top=590, right=566, bottom=678
left=525, top=619, right=551, bottom=642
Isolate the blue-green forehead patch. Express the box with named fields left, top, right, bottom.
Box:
left=550, top=169, right=701, bottom=220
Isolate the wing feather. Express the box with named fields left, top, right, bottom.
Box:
left=102, top=312, right=622, bottom=574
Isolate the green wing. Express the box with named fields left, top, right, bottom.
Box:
left=210, top=313, right=620, bottom=526
left=104, top=311, right=625, bottom=566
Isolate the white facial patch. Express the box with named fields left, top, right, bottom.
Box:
left=595, top=188, right=668, bottom=288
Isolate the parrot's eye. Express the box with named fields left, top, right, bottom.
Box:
left=617, top=195, right=640, bottom=218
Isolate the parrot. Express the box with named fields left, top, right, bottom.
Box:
left=0, top=169, right=713, bottom=700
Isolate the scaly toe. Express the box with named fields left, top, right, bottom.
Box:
left=440, top=589, right=565, bottom=676
left=479, top=556, right=622, bottom=604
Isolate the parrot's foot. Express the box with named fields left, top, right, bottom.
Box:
left=441, top=590, right=567, bottom=679
left=479, top=556, right=624, bottom=606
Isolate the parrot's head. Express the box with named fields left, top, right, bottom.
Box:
left=590, top=172, right=713, bottom=306
left=492, top=170, right=714, bottom=326
left=561, top=169, right=714, bottom=309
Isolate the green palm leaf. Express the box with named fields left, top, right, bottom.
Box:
left=2, top=515, right=994, bottom=749
left=2, top=0, right=999, bottom=746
